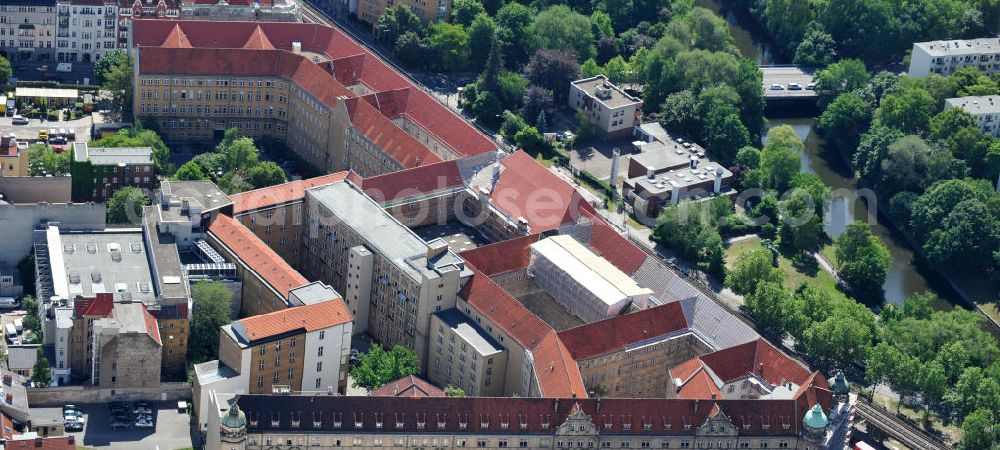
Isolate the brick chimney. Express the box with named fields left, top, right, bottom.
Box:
left=68, top=436, right=76, bottom=445
left=7, top=393, right=13, bottom=404
left=34, top=437, right=43, bottom=447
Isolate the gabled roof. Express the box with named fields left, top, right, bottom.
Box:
left=160, top=24, right=191, bottom=48
left=207, top=214, right=308, bottom=298
left=698, top=339, right=813, bottom=388
left=73, top=293, right=115, bottom=318
left=234, top=299, right=351, bottom=344
left=557, top=302, right=690, bottom=360
left=371, top=375, right=446, bottom=398
left=230, top=172, right=348, bottom=215
left=242, top=25, right=276, bottom=50
left=344, top=97, right=440, bottom=169
left=353, top=160, right=464, bottom=205
left=586, top=221, right=648, bottom=275
left=458, top=234, right=538, bottom=276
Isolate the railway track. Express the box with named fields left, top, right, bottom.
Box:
left=855, top=400, right=951, bottom=450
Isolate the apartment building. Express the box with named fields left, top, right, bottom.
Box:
left=229, top=172, right=349, bottom=270
left=568, top=75, right=642, bottom=139
left=68, top=294, right=163, bottom=388
left=206, top=394, right=839, bottom=450
left=0, top=0, right=57, bottom=62
left=428, top=308, right=507, bottom=397
left=356, top=0, right=450, bottom=29
left=300, top=181, right=470, bottom=368
left=54, top=0, right=118, bottom=62
left=116, top=0, right=179, bottom=49
left=71, top=142, right=155, bottom=202
left=909, top=38, right=1000, bottom=77
left=193, top=296, right=352, bottom=428
left=944, top=95, right=1000, bottom=137
left=0, top=133, right=30, bottom=177
left=131, top=20, right=496, bottom=177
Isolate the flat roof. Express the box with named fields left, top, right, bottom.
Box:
left=160, top=180, right=233, bottom=219
left=288, top=281, right=340, bottom=306
left=56, top=230, right=157, bottom=304
left=15, top=87, right=78, bottom=99
left=915, top=38, right=1000, bottom=57
left=631, top=141, right=697, bottom=172
left=572, top=75, right=642, bottom=109
left=307, top=182, right=467, bottom=281
left=627, top=161, right=731, bottom=195
left=73, top=142, right=153, bottom=165
left=6, top=345, right=39, bottom=370
left=142, top=205, right=189, bottom=302
left=434, top=309, right=503, bottom=355
left=530, top=235, right=652, bottom=306
left=194, top=359, right=240, bottom=384
left=945, top=95, right=1000, bottom=115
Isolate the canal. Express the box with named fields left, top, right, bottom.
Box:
left=697, top=0, right=960, bottom=309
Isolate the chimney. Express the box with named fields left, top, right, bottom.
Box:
left=710, top=393, right=717, bottom=400
left=6, top=393, right=13, bottom=404
left=596, top=397, right=601, bottom=412
left=646, top=167, right=655, bottom=179
left=292, top=41, right=302, bottom=53
left=554, top=398, right=560, bottom=413
left=3, top=374, right=11, bottom=385
left=689, top=155, right=698, bottom=169
left=758, top=363, right=765, bottom=378
left=713, top=167, right=723, bottom=194
left=35, top=438, right=42, bottom=447
left=609, top=148, right=620, bottom=193
left=68, top=436, right=76, bottom=445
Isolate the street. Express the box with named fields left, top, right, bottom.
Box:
left=0, top=115, right=95, bottom=144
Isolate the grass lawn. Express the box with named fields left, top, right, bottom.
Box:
left=724, top=236, right=850, bottom=302
left=979, top=302, right=1000, bottom=325
left=872, top=392, right=961, bottom=445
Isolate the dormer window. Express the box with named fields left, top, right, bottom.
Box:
left=270, top=412, right=280, bottom=427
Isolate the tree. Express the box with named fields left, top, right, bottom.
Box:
left=816, top=92, right=872, bottom=156
left=514, top=126, right=544, bottom=153
left=749, top=125, right=802, bottom=191
left=21, top=296, right=41, bottom=343
left=395, top=32, right=431, bottom=67
left=726, top=248, right=784, bottom=295
left=174, top=161, right=208, bottom=181
left=793, top=22, right=836, bottom=67
left=702, top=108, right=750, bottom=165
left=813, top=59, right=870, bottom=106
left=733, top=59, right=767, bottom=141
left=106, top=186, right=150, bottom=225
left=93, top=49, right=130, bottom=85
left=101, top=50, right=134, bottom=121
left=919, top=360, right=948, bottom=407
left=532, top=5, right=595, bottom=61
left=929, top=107, right=977, bottom=141
left=877, top=135, right=935, bottom=196
left=521, top=85, right=555, bottom=129
left=959, top=408, right=998, bottom=450
left=735, top=147, right=761, bottom=170
left=218, top=136, right=260, bottom=173
left=0, top=54, right=10, bottom=85
left=247, top=162, right=287, bottom=189
left=427, top=22, right=469, bottom=72
left=801, top=299, right=877, bottom=368
left=948, top=367, right=986, bottom=418
left=835, top=222, right=890, bottom=303
left=778, top=189, right=823, bottom=254
left=526, top=49, right=581, bottom=103
left=924, top=200, right=999, bottom=276
left=495, top=2, right=535, bottom=68
left=874, top=87, right=937, bottom=134
left=444, top=385, right=467, bottom=397
left=31, top=347, right=51, bottom=387
left=853, top=125, right=904, bottom=185
left=909, top=178, right=995, bottom=242
left=817, top=0, right=900, bottom=64
left=377, top=6, right=423, bottom=46
left=857, top=71, right=902, bottom=105
left=651, top=202, right=726, bottom=277
left=28, top=144, right=71, bottom=176
left=351, top=344, right=420, bottom=390
left=450, top=0, right=485, bottom=26
left=903, top=292, right=935, bottom=320
left=91, top=125, right=173, bottom=175
left=761, top=0, right=813, bottom=55
left=17, top=252, right=35, bottom=297
left=188, top=281, right=235, bottom=364
left=658, top=90, right=700, bottom=136
left=466, top=13, right=497, bottom=70
left=603, top=56, right=628, bottom=84
left=746, top=282, right=791, bottom=333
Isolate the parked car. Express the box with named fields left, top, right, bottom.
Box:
left=11, top=115, right=28, bottom=126
left=806, top=83, right=816, bottom=90
left=770, top=83, right=784, bottom=90
left=56, top=63, right=72, bottom=73
left=65, top=420, right=83, bottom=431
left=0, top=297, right=19, bottom=308
left=134, top=415, right=154, bottom=428
left=788, top=82, right=802, bottom=90
left=36, top=65, right=48, bottom=72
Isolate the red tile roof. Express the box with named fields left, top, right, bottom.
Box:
left=242, top=25, right=276, bottom=50
left=208, top=214, right=308, bottom=298
left=480, top=151, right=592, bottom=233
left=132, top=20, right=495, bottom=159
left=139, top=303, right=163, bottom=346
left=6, top=437, right=75, bottom=450
left=343, top=97, right=440, bottom=169
left=677, top=369, right=722, bottom=399
left=457, top=234, right=537, bottom=276
left=230, top=172, right=348, bottom=214
left=1, top=412, right=18, bottom=441
left=699, top=339, right=813, bottom=388
left=237, top=299, right=351, bottom=342
left=587, top=221, right=648, bottom=275
left=557, top=302, right=690, bottom=360
left=371, top=375, right=446, bottom=398
left=73, top=293, right=115, bottom=318
left=353, top=160, right=464, bottom=205
left=159, top=24, right=191, bottom=48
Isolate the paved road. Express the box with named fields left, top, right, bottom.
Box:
left=0, top=115, right=95, bottom=143
left=761, top=66, right=818, bottom=98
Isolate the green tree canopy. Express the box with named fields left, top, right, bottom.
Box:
left=188, top=281, right=235, bottom=364
left=450, top=0, right=486, bottom=26
left=874, top=87, right=937, bottom=134
left=834, top=222, right=890, bottom=303
left=350, top=344, right=420, bottom=390
left=427, top=22, right=469, bottom=72
left=28, top=144, right=71, bottom=176
left=0, top=54, right=11, bottom=85
left=531, top=5, right=595, bottom=61
left=466, top=13, right=498, bottom=70
left=726, top=247, right=784, bottom=295
left=816, top=92, right=872, bottom=156
left=173, top=161, right=209, bottom=181
left=247, top=161, right=287, bottom=189
left=106, top=186, right=150, bottom=225
left=813, top=59, right=870, bottom=106
left=31, top=347, right=51, bottom=387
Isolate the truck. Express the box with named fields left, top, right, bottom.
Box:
left=56, top=63, right=72, bottom=73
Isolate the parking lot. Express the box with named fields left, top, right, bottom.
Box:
left=54, top=402, right=195, bottom=450
left=0, top=115, right=95, bottom=144
left=10, top=60, right=97, bottom=85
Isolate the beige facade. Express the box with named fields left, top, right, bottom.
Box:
left=428, top=310, right=507, bottom=397
left=568, top=76, right=642, bottom=140
left=576, top=333, right=711, bottom=398
left=357, top=0, right=450, bottom=29
left=234, top=203, right=305, bottom=271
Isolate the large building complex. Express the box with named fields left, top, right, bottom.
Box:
left=908, top=37, right=1000, bottom=77
left=130, top=19, right=496, bottom=177
left=353, top=0, right=449, bottom=28
left=944, top=94, right=1000, bottom=137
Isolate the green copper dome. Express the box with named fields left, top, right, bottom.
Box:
left=221, top=403, right=247, bottom=429
left=803, top=404, right=828, bottom=430
left=831, top=371, right=850, bottom=395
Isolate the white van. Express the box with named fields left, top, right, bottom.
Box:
left=13, top=319, right=22, bottom=333
left=4, top=323, right=17, bottom=341
left=56, top=63, right=72, bottom=73
left=0, top=297, right=18, bottom=308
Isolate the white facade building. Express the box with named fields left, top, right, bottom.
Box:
left=0, top=0, right=57, bottom=62
left=528, top=235, right=651, bottom=323
left=55, top=0, right=118, bottom=62
left=909, top=38, right=1000, bottom=77
left=944, top=95, right=1000, bottom=137
left=568, top=75, right=643, bottom=139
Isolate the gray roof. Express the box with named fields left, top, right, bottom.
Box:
left=0, top=369, right=29, bottom=419
left=142, top=206, right=189, bottom=303
left=571, top=75, right=641, bottom=108
left=159, top=180, right=233, bottom=219
left=306, top=182, right=467, bottom=281
left=637, top=122, right=670, bottom=143
left=73, top=142, right=153, bottom=165
left=434, top=309, right=503, bottom=356
left=5, top=345, right=39, bottom=371
left=288, top=282, right=340, bottom=306
left=631, top=141, right=696, bottom=173
left=57, top=230, right=157, bottom=304
left=679, top=296, right=758, bottom=351
left=914, top=38, right=1000, bottom=57
left=110, top=302, right=155, bottom=336
left=195, top=360, right=240, bottom=385
left=27, top=407, right=64, bottom=427
left=945, top=95, right=1000, bottom=115
left=627, top=161, right=731, bottom=195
